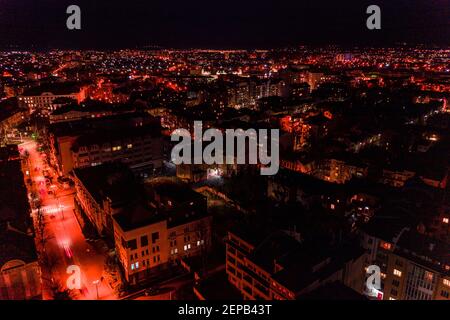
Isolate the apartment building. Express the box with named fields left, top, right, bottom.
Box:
left=19, top=82, right=87, bottom=114
left=225, top=227, right=366, bottom=300
left=113, top=177, right=212, bottom=284
left=361, top=222, right=450, bottom=300
left=71, top=124, right=164, bottom=177
left=73, top=165, right=212, bottom=285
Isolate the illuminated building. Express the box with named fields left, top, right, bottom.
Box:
left=225, top=227, right=366, bottom=300
left=113, top=177, right=212, bottom=285
left=71, top=125, right=164, bottom=177
left=227, top=79, right=285, bottom=109
left=362, top=225, right=450, bottom=300
left=305, top=71, right=324, bottom=91
left=49, top=103, right=135, bottom=124
left=0, top=99, right=28, bottom=135
left=313, top=157, right=369, bottom=184
left=19, top=82, right=87, bottom=115
left=73, top=166, right=212, bottom=285
left=381, top=169, right=416, bottom=188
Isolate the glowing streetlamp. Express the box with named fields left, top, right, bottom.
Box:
left=93, top=280, right=100, bottom=300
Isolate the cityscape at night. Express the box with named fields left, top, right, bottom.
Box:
left=0, top=0, right=449, bottom=314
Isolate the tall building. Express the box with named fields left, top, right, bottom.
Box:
left=113, top=177, right=212, bottom=285
left=306, top=71, right=324, bottom=91
left=73, top=165, right=212, bottom=285
left=48, top=112, right=164, bottom=176
left=225, top=226, right=366, bottom=300
left=71, top=124, right=164, bottom=177
left=362, top=223, right=450, bottom=300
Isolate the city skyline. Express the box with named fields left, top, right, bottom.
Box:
left=0, top=0, right=449, bottom=308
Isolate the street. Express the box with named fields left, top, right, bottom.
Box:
left=20, top=138, right=117, bottom=300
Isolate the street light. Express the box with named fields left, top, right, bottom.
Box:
left=93, top=280, right=100, bottom=300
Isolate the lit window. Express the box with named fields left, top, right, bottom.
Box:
left=443, top=217, right=449, bottom=224
left=381, top=242, right=392, bottom=250
left=393, top=269, right=402, bottom=277
left=425, top=271, right=433, bottom=282
left=443, top=279, right=450, bottom=287
left=330, top=204, right=335, bottom=210
left=188, top=244, right=191, bottom=249
left=131, top=263, right=135, bottom=270
left=135, top=262, right=139, bottom=269
left=127, top=144, right=133, bottom=149
left=389, top=297, right=396, bottom=300
left=381, top=272, right=387, bottom=279
left=197, top=240, right=201, bottom=246
left=184, top=245, right=188, bottom=251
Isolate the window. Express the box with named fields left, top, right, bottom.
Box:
left=141, top=235, right=148, bottom=247
left=135, top=262, right=139, bottom=269
left=393, top=269, right=402, bottom=277
left=131, top=264, right=135, bottom=270
left=381, top=242, right=392, bottom=250
left=389, top=297, right=396, bottom=300
left=127, top=144, right=133, bottom=149
left=127, top=239, right=137, bottom=250
left=425, top=271, right=434, bottom=282
left=443, top=279, right=450, bottom=287
left=151, top=232, right=159, bottom=244
left=441, top=290, right=449, bottom=298
left=443, top=217, right=449, bottom=224
left=184, top=245, right=188, bottom=251
left=392, top=279, right=400, bottom=287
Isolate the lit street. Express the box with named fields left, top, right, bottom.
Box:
left=20, top=139, right=117, bottom=300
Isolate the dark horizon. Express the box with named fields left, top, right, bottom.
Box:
left=0, top=0, right=448, bottom=50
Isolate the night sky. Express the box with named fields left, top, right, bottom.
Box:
left=0, top=0, right=448, bottom=49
